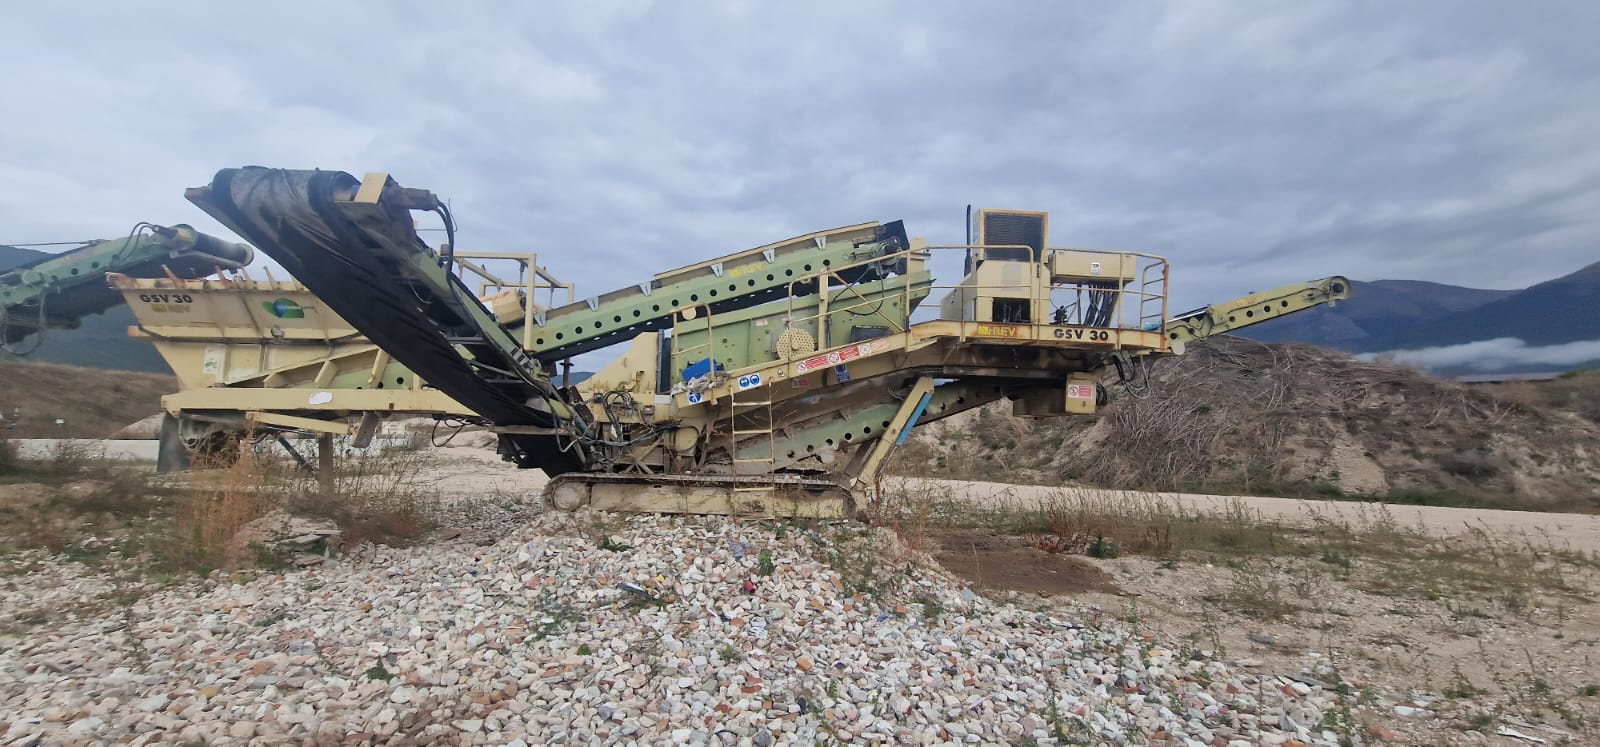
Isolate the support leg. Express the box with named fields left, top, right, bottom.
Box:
left=317, top=434, right=335, bottom=498
left=156, top=413, right=191, bottom=473
left=848, top=376, right=935, bottom=491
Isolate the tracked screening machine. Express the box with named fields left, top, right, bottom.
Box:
left=181, top=167, right=1348, bottom=516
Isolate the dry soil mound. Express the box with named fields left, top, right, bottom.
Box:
left=898, top=338, right=1600, bottom=509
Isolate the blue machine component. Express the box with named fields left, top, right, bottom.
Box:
left=895, top=391, right=934, bottom=446
left=681, top=357, right=723, bottom=381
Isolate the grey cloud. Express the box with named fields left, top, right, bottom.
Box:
left=1, top=1, right=1597, bottom=319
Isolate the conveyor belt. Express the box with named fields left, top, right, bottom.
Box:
left=187, top=167, right=584, bottom=473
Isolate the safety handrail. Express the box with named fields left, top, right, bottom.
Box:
left=667, top=240, right=1171, bottom=384
left=669, top=302, right=720, bottom=390
left=444, top=249, right=575, bottom=350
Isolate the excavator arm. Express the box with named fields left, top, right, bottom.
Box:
left=1, top=223, right=252, bottom=353
left=1163, top=276, right=1351, bottom=353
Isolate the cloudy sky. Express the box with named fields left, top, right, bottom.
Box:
left=3, top=1, right=1597, bottom=315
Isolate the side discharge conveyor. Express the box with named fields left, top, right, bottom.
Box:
left=176, top=170, right=1351, bottom=517
left=1164, top=276, right=1351, bottom=353
left=187, top=169, right=587, bottom=473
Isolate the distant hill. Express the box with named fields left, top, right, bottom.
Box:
left=0, top=359, right=173, bottom=438
left=1243, top=262, right=1600, bottom=374
left=0, top=244, right=43, bottom=270
left=0, top=245, right=170, bottom=373
left=1244, top=279, right=1515, bottom=350
left=1384, top=262, right=1600, bottom=349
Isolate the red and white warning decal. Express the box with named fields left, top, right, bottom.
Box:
left=795, top=342, right=872, bottom=374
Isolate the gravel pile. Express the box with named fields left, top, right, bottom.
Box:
left=2, top=511, right=1343, bottom=746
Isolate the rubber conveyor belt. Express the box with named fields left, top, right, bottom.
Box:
left=187, top=167, right=584, bottom=474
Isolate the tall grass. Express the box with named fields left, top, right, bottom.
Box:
left=169, top=435, right=441, bottom=570
left=171, top=447, right=287, bottom=572
left=876, top=483, right=1297, bottom=560
left=0, top=431, right=445, bottom=575
left=0, top=441, right=163, bottom=564
left=289, top=437, right=438, bottom=547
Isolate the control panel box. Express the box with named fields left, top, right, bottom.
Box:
left=1049, top=251, right=1136, bottom=284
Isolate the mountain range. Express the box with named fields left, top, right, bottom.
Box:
left=1242, top=261, right=1600, bottom=374
left=6, top=242, right=1597, bottom=376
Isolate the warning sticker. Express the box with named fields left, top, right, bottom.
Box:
left=202, top=345, right=223, bottom=377
left=795, top=342, right=873, bottom=374
left=1067, top=384, right=1093, bottom=399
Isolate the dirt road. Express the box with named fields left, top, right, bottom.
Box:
left=408, top=444, right=1600, bottom=552
left=887, top=476, right=1600, bottom=552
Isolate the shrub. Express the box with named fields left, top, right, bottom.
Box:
left=283, top=436, right=437, bottom=547
left=172, top=449, right=286, bottom=572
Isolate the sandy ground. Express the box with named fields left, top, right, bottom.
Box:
left=1075, top=554, right=1600, bottom=745
left=423, top=440, right=552, bottom=499
left=888, top=476, right=1600, bottom=553
left=876, top=475, right=1600, bottom=744
left=10, top=438, right=159, bottom=462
